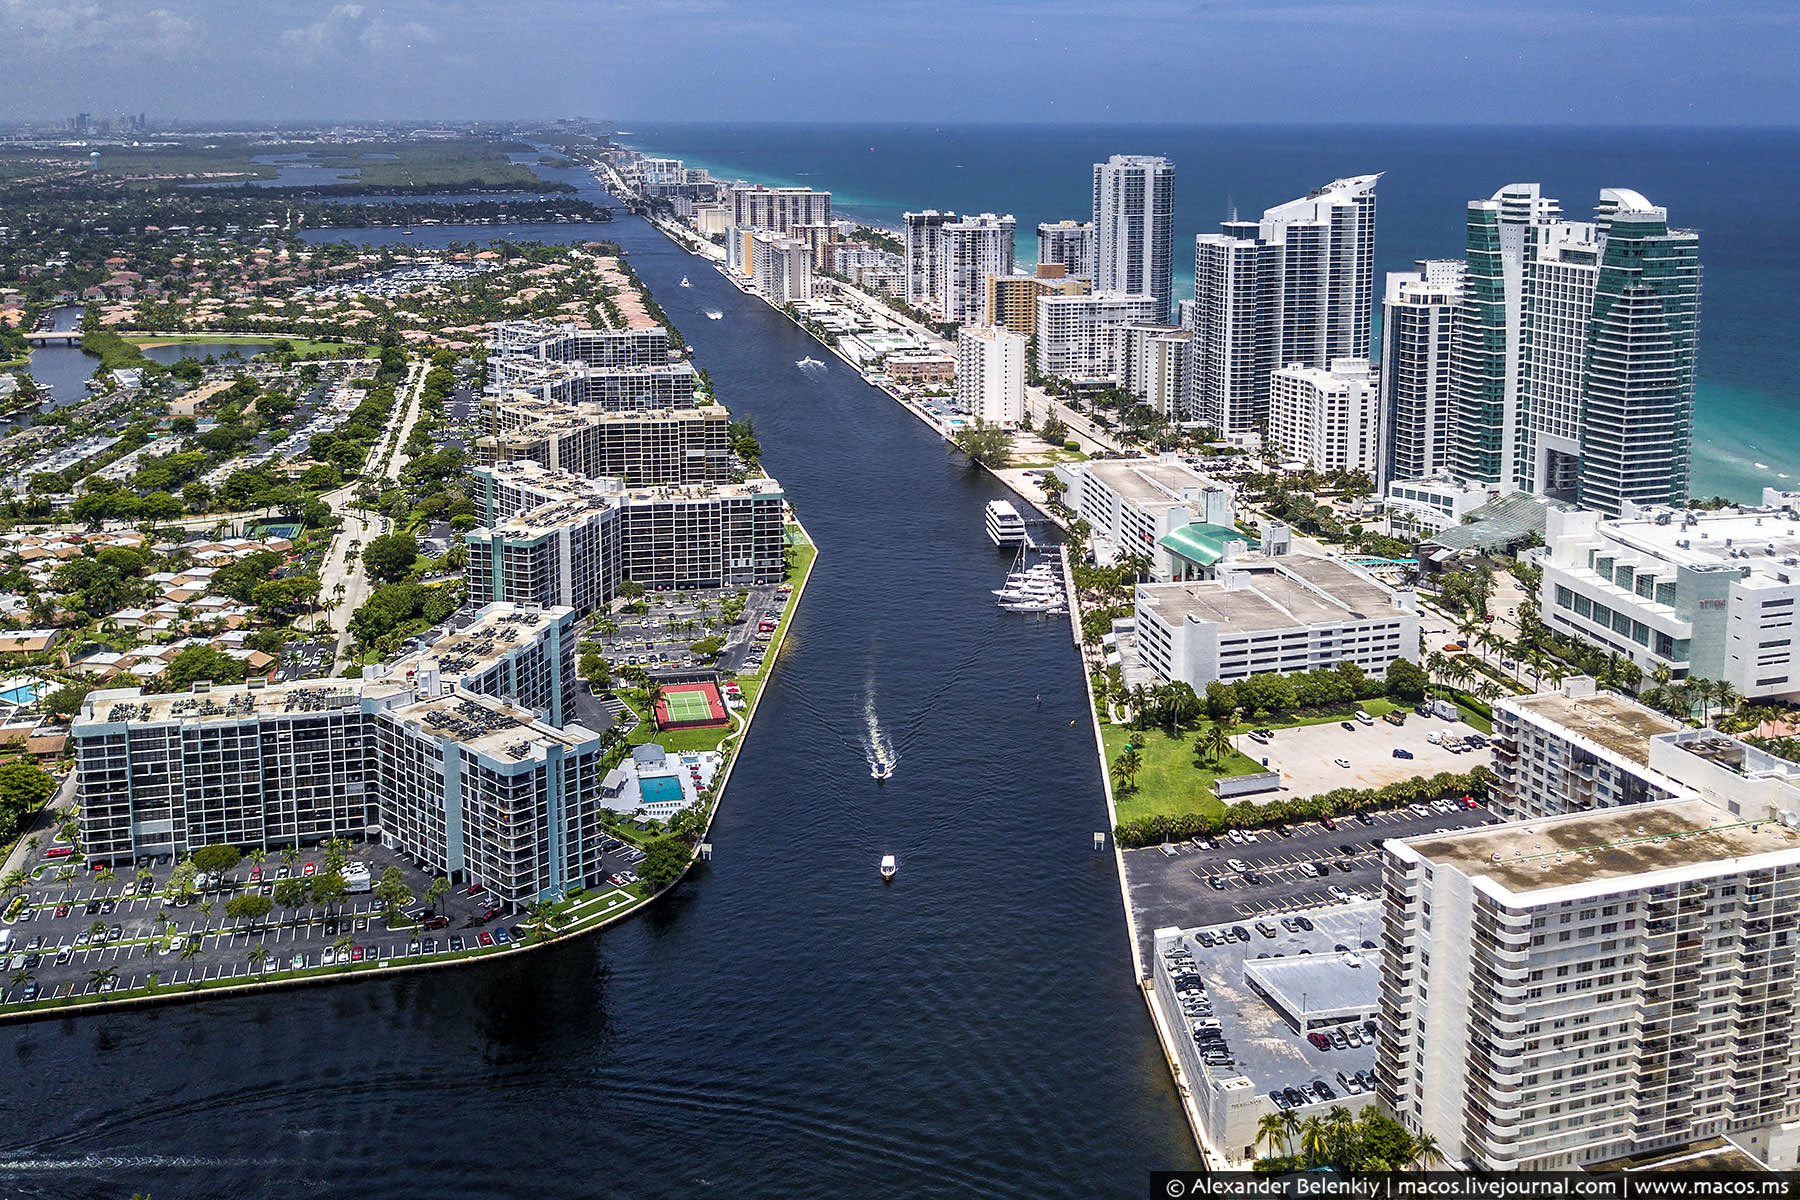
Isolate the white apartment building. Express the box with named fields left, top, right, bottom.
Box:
left=1062, top=454, right=1235, bottom=572
left=1190, top=175, right=1379, bottom=436
left=1034, top=291, right=1162, bottom=381
left=1489, top=677, right=1686, bottom=821
left=1092, top=155, right=1174, bottom=322
left=902, top=209, right=955, bottom=306
left=1378, top=260, right=1464, bottom=490
left=1132, top=555, right=1419, bottom=687
left=1540, top=498, right=1800, bottom=701
left=938, top=213, right=1015, bottom=326
left=722, top=184, right=831, bottom=233
left=954, top=325, right=1025, bottom=427
left=750, top=230, right=813, bottom=303
left=1381, top=723, right=1800, bottom=1170
left=1037, top=219, right=1096, bottom=280
left=1117, top=324, right=1190, bottom=419
left=1269, top=358, right=1379, bottom=475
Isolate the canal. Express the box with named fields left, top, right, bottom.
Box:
left=0, top=166, right=1198, bottom=1199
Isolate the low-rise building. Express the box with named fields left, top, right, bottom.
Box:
left=1382, top=474, right=1506, bottom=536
left=1132, top=556, right=1419, bottom=687
left=1062, top=454, right=1236, bottom=572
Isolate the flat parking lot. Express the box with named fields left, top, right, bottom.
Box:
left=1122, top=800, right=1495, bottom=966
left=0, top=831, right=649, bottom=1005
left=1237, top=710, right=1489, bottom=796
left=588, top=582, right=786, bottom=678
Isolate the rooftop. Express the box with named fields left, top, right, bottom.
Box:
left=387, top=604, right=570, bottom=682
left=1077, top=456, right=1216, bottom=511
left=1157, top=523, right=1257, bottom=568
left=379, top=689, right=598, bottom=761
left=79, top=679, right=363, bottom=728
left=1137, top=557, right=1402, bottom=633
left=1399, top=797, right=1800, bottom=897
left=1589, top=506, right=1800, bottom=581
left=1507, top=689, right=1681, bottom=766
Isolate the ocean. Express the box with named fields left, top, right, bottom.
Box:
left=620, top=121, right=1800, bottom=503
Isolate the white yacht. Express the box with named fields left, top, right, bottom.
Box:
left=985, top=499, right=1027, bottom=547
left=880, top=855, right=898, bottom=882
left=679, top=276, right=691, bottom=287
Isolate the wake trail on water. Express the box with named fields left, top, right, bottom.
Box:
left=0, top=1154, right=287, bottom=1172
left=894, top=625, right=1003, bottom=751
left=861, top=675, right=896, bottom=777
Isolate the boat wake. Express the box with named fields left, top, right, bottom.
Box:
left=796, top=357, right=826, bottom=372
left=862, top=682, right=897, bottom=779
left=705, top=310, right=723, bottom=320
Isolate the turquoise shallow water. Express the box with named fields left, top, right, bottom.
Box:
left=625, top=122, right=1800, bottom=502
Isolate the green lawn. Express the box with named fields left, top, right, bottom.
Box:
left=1253, top=697, right=1402, bottom=731
left=1101, top=722, right=1265, bottom=824
left=128, top=335, right=368, bottom=356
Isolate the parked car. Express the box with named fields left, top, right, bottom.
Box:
left=1328, top=885, right=1350, bottom=902
left=479, top=931, right=495, bottom=947
left=1226, top=859, right=1249, bottom=873
left=1392, top=748, right=1414, bottom=759
left=1340, top=721, right=1357, bottom=732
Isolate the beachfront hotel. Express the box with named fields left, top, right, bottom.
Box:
left=1034, top=291, right=1162, bottom=382
left=1380, top=722, right=1800, bottom=1169
left=1061, top=454, right=1237, bottom=574
left=902, top=209, right=956, bottom=306
left=721, top=183, right=832, bottom=233
left=1427, top=185, right=1702, bottom=515
left=1377, top=260, right=1464, bottom=491
left=1537, top=495, right=1800, bottom=701
left=938, top=213, right=1016, bottom=327
left=1190, top=175, right=1379, bottom=436
left=1092, top=155, right=1175, bottom=323
left=1037, top=219, right=1096, bottom=281
left=984, top=267, right=1089, bottom=340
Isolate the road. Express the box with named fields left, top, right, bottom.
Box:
left=319, top=361, right=426, bottom=674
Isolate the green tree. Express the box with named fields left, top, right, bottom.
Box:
left=86, top=965, right=117, bottom=994
left=374, top=866, right=414, bottom=920
left=161, top=646, right=248, bottom=691
left=1111, top=746, right=1143, bottom=792
left=310, top=871, right=348, bottom=917
left=190, top=843, right=242, bottom=876
left=424, top=876, right=451, bottom=916
left=951, top=419, right=1013, bottom=469
left=273, top=878, right=308, bottom=909
left=361, top=531, right=419, bottom=582
left=248, top=941, right=269, bottom=979
left=639, top=836, right=690, bottom=891
left=224, top=894, right=273, bottom=925
left=1384, top=657, right=1428, bottom=703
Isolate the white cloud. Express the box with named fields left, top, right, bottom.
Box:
left=280, top=3, right=437, bottom=60
left=0, top=0, right=195, bottom=57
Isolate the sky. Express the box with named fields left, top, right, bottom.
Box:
left=3, top=0, right=1797, bottom=127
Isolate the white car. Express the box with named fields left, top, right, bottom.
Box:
left=1226, top=829, right=1245, bottom=845
left=1334, top=757, right=1351, bottom=769
left=1227, top=859, right=1250, bottom=873
left=1328, top=885, right=1350, bottom=902
left=1354, top=710, right=1374, bottom=725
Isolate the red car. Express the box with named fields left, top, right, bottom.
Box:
left=480, top=906, right=502, bottom=922
left=54, top=903, right=68, bottom=918
left=302, top=862, right=316, bottom=877
left=350, top=946, right=364, bottom=962
left=249, top=867, right=262, bottom=882
left=466, top=883, right=484, bottom=896
left=479, top=931, right=494, bottom=947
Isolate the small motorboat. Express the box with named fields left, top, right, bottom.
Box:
left=880, top=855, right=898, bottom=882
left=872, top=760, right=893, bottom=782
left=679, top=276, right=691, bottom=286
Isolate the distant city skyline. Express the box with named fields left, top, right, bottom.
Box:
left=2, top=0, right=1797, bottom=127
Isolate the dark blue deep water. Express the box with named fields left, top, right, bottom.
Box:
left=0, top=163, right=1196, bottom=1198
left=623, top=121, right=1800, bottom=502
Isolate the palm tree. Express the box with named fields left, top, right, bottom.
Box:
left=54, top=865, right=76, bottom=886
left=1196, top=722, right=1232, bottom=766
left=86, top=965, right=117, bottom=993
left=1111, top=747, right=1143, bottom=792
left=424, top=876, right=451, bottom=917
left=1713, top=679, right=1741, bottom=726
left=9, top=968, right=33, bottom=994
left=1278, top=1108, right=1302, bottom=1159
left=180, top=937, right=205, bottom=962
left=280, top=846, right=300, bottom=871
left=1410, top=1131, right=1444, bottom=1170
left=1255, top=1112, right=1289, bottom=1161
left=248, top=847, right=267, bottom=873
left=1299, top=1115, right=1330, bottom=1166
left=247, top=942, right=268, bottom=980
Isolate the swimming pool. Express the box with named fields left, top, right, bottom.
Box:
left=639, top=776, right=686, bottom=805
left=0, top=683, right=43, bottom=705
